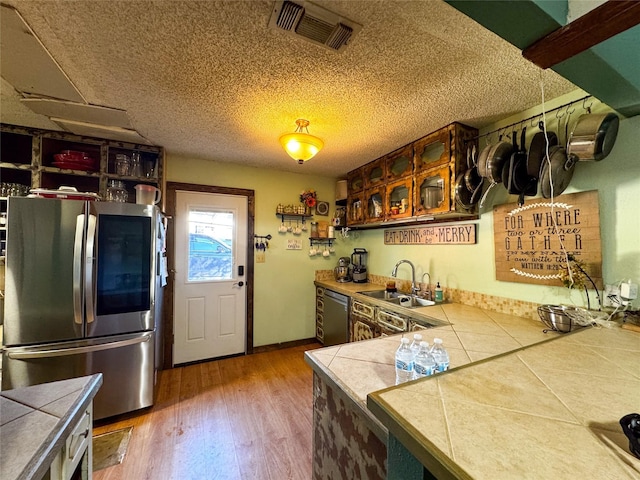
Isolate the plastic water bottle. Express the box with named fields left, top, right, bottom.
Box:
left=413, top=341, right=436, bottom=379
left=430, top=338, right=450, bottom=372
left=409, top=333, right=423, bottom=357
left=395, top=337, right=414, bottom=384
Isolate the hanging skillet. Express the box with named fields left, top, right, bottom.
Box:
left=506, top=127, right=529, bottom=198
left=477, top=141, right=493, bottom=179
left=479, top=133, right=513, bottom=208
left=527, top=123, right=558, bottom=180
left=540, top=110, right=577, bottom=198
left=540, top=145, right=576, bottom=198
left=454, top=172, right=476, bottom=211
left=464, top=144, right=483, bottom=194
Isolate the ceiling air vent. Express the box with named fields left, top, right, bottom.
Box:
left=269, top=0, right=361, bottom=52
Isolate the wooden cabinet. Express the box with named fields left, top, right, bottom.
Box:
left=347, top=167, right=364, bottom=195
left=0, top=124, right=164, bottom=205
left=413, top=165, right=451, bottom=216
left=349, top=300, right=378, bottom=342
left=49, top=406, right=93, bottom=480
left=376, top=309, right=409, bottom=336
left=385, top=177, right=413, bottom=220
left=316, top=287, right=325, bottom=344
left=364, top=186, right=385, bottom=223
left=414, top=127, right=450, bottom=172
left=384, top=144, right=413, bottom=181
left=363, top=157, right=386, bottom=189
left=346, top=191, right=365, bottom=224
left=345, top=122, right=478, bottom=227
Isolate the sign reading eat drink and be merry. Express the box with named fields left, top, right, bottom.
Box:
left=493, top=190, right=602, bottom=287
left=384, top=224, right=476, bottom=245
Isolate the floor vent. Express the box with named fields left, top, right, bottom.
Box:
left=269, top=0, right=361, bottom=52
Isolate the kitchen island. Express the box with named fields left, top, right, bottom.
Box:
left=306, top=281, right=640, bottom=479
left=1, top=374, right=103, bottom=480
left=368, top=325, right=640, bottom=479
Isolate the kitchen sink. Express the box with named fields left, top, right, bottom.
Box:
left=359, top=290, right=399, bottom=299
left=358, top=290, right=436, bottom=308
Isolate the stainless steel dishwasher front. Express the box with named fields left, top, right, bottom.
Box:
left=322, top=290, right=349, bottom=346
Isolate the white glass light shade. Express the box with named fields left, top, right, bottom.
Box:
left=279, top=119, right=324, bottom=164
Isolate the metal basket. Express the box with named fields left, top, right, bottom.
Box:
left=537, top=305, right=587, bottom=333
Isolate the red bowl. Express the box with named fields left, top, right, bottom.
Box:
left=60, top=150, right=86, bottom=161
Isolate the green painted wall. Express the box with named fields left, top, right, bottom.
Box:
left=166, top=90, right=640, bottom=347
left=165, top=157, right=339, bottom=347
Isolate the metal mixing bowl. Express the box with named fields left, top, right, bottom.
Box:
left=537, top=305, right=585, bottom=333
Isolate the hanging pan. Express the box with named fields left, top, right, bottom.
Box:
left=567, top=112, right=619, bottom=161
left=479, top=133, right=514, bottom=208
left=540, top=145, right=576, bottom=198
left=455, top=173, right=476, bottom=211
left=527, top=123, right=558, bottom=180
left=464, top=144, right=483, bottom=194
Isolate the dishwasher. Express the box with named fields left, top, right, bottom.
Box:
left=322, top=290, right=349, bottom=346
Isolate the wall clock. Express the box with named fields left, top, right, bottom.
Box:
left=316, top=201, right=329, bottom=216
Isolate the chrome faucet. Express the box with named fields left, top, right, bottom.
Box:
left=391, top=260, right=420, bottom=295
left=421, top=272, right=432, bottom=300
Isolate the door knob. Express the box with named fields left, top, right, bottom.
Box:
left=233, top=281, right=244, bottom=287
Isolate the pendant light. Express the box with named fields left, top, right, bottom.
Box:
left=279, top=119, right=324, bottom=164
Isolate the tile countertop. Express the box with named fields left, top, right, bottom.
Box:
left=308, top=280, right=556, bottom=440
left=0, top=374, right=103, bottom=480
left=367, top=326, right=640, bottom=480
left=308, top=280, right=640, bottom=478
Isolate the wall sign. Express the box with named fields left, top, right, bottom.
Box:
left=493, top=190, right=602, bottom=287
left=384, top=224, right=476, bottom=245
left=287, top=239, right=302, bottom=250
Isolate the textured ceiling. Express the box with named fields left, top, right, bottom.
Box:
left=0, top=0, right=577, bottom=177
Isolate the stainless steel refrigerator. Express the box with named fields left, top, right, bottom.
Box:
left=2, top=196, right=164, bottom=420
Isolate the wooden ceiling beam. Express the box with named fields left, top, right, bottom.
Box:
left=523, top=0, right=640, bottom=69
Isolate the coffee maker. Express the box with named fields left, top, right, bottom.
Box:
left=334, top=257, right=352, bottom=283
left=351, top=248, right=368, bottom=283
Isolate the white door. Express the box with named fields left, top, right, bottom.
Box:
left=173, top=191, right=247, bottom=365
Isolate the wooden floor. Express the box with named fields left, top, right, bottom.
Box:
left=93, top=343, right=322, bottom=480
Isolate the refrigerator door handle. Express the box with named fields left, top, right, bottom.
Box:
left=73, top=214, right=85, bottom=325
left=85, top=214, right=97, bottom=324
left=6, top=332, right=153, bottom=359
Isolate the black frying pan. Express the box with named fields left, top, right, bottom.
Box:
left=540, top=145, right=576, bottom=198
left=528, top=125, right=558, bottom=179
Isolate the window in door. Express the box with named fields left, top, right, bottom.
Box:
left=187, top=208, right=233, bottom=281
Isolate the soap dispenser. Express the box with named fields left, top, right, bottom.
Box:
left=435, top=282, right=443, bottom=303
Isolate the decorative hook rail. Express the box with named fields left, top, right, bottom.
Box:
left=254, top=234, right=272, bottom=251
left=469, top=95, right=594, bottom=144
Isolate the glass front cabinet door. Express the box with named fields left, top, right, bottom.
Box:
left=413, top=127, right=450, bottom=173
left=364, top=186, right=385, bottom=223
left=385, top=177, right=412, bottom=220
left=384, top=144, right=413, bottom=182
left=347, top=192, right=365, bottom=225
left=363, top=158, right=385, bottom=190
left=414, top=165, right=451, bottom=216
left=347, top=167, right=364, bottom=195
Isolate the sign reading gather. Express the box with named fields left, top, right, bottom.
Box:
left=492, top=190, right=602, bottom=287
left=384, top=224, right=476, bottom=245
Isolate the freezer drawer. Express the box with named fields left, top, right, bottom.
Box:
left=1, top=332, right=155, bottom=420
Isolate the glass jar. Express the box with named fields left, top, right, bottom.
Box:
left=310, top=221, right=318, bottom=237
left=131, top=152, right=143, bottom=177
left=106, top=180, right=128, bottom=203
left=115, top=154, right=131, bottom=176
